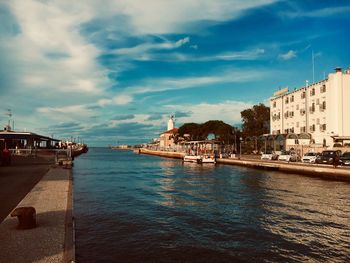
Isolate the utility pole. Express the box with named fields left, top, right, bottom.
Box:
left=312, top=50, right=315, bottom=83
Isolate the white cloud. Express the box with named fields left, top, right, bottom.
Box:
left=113, top=94, right=133, bottom=105
left=112, top=36, right=190, bottom=57
left=122, top=48, right=265, bottom=62
left=2, top=0, right=110, bottom=95
left=97, top=99, right=112, bottom=106
left=175, top=37, right=190, bottom=47
left=165, top=100, right=253, bottom=124
left=279, top=50, right=296, bottom=60
left=37, top=104, right=96, bottom=121
left=112, top=0, right=277, bottom=34
left=281, top=6, right=350, bottom=18
left=128, top=68, right=270, bottom=95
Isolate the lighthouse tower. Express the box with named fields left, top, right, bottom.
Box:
left=167, top=115, right=175, bottom=131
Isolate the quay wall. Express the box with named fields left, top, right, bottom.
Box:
left=139, top=148, right=350, bottom=181
left=139, top=148, right=185, bottom=159
left=217, top=158, right=350, bottom=181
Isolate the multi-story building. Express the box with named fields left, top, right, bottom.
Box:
left=270, top=67, right=350, bottom=147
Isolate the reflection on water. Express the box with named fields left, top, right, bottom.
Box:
left=74, top=148, right=350, bottom=263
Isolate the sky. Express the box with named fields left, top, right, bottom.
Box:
left=1, top=0, right=350, bottom=146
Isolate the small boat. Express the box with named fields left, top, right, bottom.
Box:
left=182, top=140, right=218, bottom=164
left=133, top=148, right=140, bottom=154
left=183, top=155, right=216, bottom=164
left=198, top=154, right=216, bottom=164
left=183, top=155, right=201, bottom=163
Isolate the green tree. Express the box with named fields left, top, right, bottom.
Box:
left=178, top=120, right=236, bottom=144
left=241, top=103, right=270, bottom=137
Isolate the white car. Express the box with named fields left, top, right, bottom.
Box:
left=278, top=150, right=300, bottom=162
left=261, top=151, right=278, bottom=160
left=302, top=152, right=319, bottom=163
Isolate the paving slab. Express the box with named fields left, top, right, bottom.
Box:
left=0, top=167, right=73, bottom=263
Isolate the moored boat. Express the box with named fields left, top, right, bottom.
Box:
left=198, top=154, right=216, bottom=164
left=183, top=155, right=201, bottom=163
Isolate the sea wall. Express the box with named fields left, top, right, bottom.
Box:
left=139, top=148, right=350, bottom=181
left=139, top=148, right=185, bottom=159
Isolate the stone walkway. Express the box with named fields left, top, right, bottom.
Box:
left=0, top=167, right=73, bottom=262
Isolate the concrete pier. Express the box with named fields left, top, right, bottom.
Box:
left=0, top=167, right=74, bottom=262
left=139, top=148, right=185, bottom=159
left=139, top=148, right=350, bottom=181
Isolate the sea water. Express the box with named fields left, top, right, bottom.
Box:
left=73, top=148, right=350, bottom=262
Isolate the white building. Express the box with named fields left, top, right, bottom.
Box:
left=167, top=115, right=175, bottom=131
left=270, top=67, right=350, bottom=147
left=159, top=115, right=178, bottom=149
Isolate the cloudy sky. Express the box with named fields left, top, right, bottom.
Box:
left=1, top=0, right=350, bottom=146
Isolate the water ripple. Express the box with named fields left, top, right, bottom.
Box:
left=74, top=148, right=350, bottom=262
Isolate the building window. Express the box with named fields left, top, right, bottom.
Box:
left=285, top=97, right=289, bottom=104
left=300, top=126, right=306, bottom=133
left=301, top=91, right=306, bottom=99
left=320, top=85, right=326, bottom=93
left=291, top=95, right=294, bottom=102
left=289, top=111, right=294, bottom=117
left=284, top=111, right=289, bottom=118
left=320, top=101, right=326, bottom=111
left=284, top=129, right=289, bottom=134
left=273, top=101, right=276, bottom=108
left=300, top=108, right=306, bottom=115
left=310, top=88, right=315, bottom=96
left=310, top=124, right=316, bottom=132
left=320, top=124, right=326, bottom=132
left=309, top=103, right=315, bottom=113
left=272, top=114, right=277, bottom=121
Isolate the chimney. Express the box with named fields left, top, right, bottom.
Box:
left=335, top=67, right=342, bottom=73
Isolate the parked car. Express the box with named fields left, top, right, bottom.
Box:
left=261, top=151, right=278, bottom=160
left=315, top=150, right=342, bottom=165
left=339, top=152, right=350, bottom=166
left=302, top=152, right=319, bottom=164
left=278, top=150, right=300, bottom=162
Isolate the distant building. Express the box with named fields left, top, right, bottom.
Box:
left=0, top=126, right=60, bottom=150
left=270, top=67, right=350, bottom=147
left=167, top=115, right=175, bottom=131
left=159, top=128, right=178, bottom=149
left=159, top=116, right=178, bottom=149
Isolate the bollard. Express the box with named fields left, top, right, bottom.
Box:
left=10, top=207, right=36, bottom=229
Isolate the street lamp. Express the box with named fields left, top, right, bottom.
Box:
left=239, top=137, right=243, bottom=160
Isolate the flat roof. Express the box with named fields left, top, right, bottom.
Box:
left=0, top=131, right=60, bottom=141
left=270, top=78, right=327, bottom=101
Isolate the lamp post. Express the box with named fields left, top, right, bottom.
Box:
left=239, top=137, right=243, bottom=160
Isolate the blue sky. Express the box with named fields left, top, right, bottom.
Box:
left=1, top=0, right=350, bottom=146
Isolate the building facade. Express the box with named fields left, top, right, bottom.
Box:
left=270, top=67, right=350, bottom=147
left=159, top=116, right=178, bottom=149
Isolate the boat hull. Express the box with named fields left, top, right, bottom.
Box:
left=183, top=155, right=201, bottom=163
left=183, top=155, right=216, bottom=164
left=198, top=156, right=216, bottom=164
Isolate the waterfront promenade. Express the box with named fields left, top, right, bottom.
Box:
left=139, top=148, right=350, bottom=181
left=0, top=156, right=74, bottom=262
